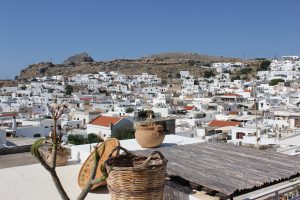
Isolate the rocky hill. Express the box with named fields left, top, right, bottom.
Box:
left=18, top=52, right=243, bottom=80
left=63, top=52, right=94, bottom=65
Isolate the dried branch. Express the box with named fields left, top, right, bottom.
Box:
left=32, top=103, right=107, bottom=200
left=77, top=144, right=107, bottom=200
left=31, top=139, right=70, bottom=200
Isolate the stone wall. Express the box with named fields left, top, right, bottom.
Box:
left=0, top=145, right=31, bottom=155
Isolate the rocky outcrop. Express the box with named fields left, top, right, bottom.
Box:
left=18, top=52, right=246, bottom=80
left=63, top=52, right=94, bottom=65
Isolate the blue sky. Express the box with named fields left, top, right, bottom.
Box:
left=0, top=0, right=299, bottom=79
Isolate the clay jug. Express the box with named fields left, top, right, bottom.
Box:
left=135, top=124, right=165, bottom=148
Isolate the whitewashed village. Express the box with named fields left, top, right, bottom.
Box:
left=1, top=55, right=300, bottom=200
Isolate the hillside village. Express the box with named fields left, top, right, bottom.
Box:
left=1, top=55, right=300, bottom=150
left=1, top=54, right=300, bottom=199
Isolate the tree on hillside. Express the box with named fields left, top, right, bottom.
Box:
left=65, top=84, right=73, bottom=95
left=231, top=75, right=241, bottom=82
left=260, top=60, right=271, bottom=71
left=240, top=67, right=252, bottom=74
left=20, top=85, right=27, bottom=90
left=39, top=68, right=47, bottom=74
left=269, top=78, right=284, bottom=86
left=125, top=107, right=134, bottom=113
left=204, top=70, right=215, bottom=78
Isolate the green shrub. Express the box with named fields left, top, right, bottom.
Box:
left=68, top=134, right=85, bottom=145
left=240, top=67, right=252, bottom=74
left=231, top=75, right=241, bottom=82
left=269, top=78, right=284, bottom=86
left=126, top=107, right=134, bottom=113
left=88, top=133, right=102, bottom=143
left=204, top=70, right=215, bottom=78
left=111, top=128, right=135, bottom=140
left=65, top=84, right=73, bottom=95
left=67, top=133, right=103, bottom=145
left=260, top=60, right=271, bottom=71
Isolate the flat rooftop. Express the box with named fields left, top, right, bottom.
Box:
left=0, top=163, right=110, bottom=200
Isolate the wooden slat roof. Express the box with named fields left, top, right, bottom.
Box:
left=136, top=142, right=300, bottom=196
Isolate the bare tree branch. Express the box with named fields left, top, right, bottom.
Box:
left=77, top=144, right=106, bottom=200
left=33, top=103, right=107, bottom=200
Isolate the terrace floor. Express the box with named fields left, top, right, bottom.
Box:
left=0, top=152, right=38, bottom=169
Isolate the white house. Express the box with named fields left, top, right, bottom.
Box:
left=70, top=111, right=100, bottom=127
left=141, top=86, right=167, bottom=94
left=229, top=126, right=272, bottom=146
left=0, top=87, right=18, bottom=94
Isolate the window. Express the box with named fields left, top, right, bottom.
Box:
left=33, top=133, right=41, bottom=138
left=236, top=132, right=245, bottom=139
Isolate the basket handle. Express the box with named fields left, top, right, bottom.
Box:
left=108, top=146, right=134, bottom=159
left=137, top=151, right=165, bottom=168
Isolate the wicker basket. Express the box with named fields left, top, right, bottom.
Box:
left=105, top=146, right=167, bottom=200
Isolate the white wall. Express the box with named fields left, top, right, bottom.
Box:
left=265, top=119, right=290, bottom=129
left=196, top=128, right=206, bottom=137
left=86, top=124, right=111, bottom=136
left=16, top=126, right=51, bottom=138
left=152, top=107, right=170, bottom=117
left=61, top=120, right=82, bottom=129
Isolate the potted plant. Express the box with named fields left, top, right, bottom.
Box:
left=135, top=107, right=165, bottom=148
left=31, top=101, right=109, bottom=200
left=37, top=103, right=69, bottom=166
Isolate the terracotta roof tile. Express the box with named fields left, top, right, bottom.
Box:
left=184, top=106, right=194, bottom=111
left=80, top=98, right=93, bottom=101
left=0, top=113, right=17, bottom=117
left=228, top=111, right=239, bottom=115
left=223, top=94, right=240, bottom=97
left=89, top=115, right=122, bottom=127
left=208, top=120, right=240, bottom=127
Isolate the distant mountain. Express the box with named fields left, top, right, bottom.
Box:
left=145, top=52, right=239, bottom=62
left=17, top=52, right=244, bottom=80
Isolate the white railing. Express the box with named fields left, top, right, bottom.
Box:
left=279, top=132, right=300, bottom=141
left=244, top=179, right=300, bottom=200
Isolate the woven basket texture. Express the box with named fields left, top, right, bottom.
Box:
left=105, top=147, right=167, bottom=200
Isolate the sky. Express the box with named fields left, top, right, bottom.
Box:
left=0, top=0, right=299, bottom=79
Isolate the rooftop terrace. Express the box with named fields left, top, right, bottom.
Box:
left=1, top=135, right=300, bottom=199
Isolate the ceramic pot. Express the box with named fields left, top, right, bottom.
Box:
left=45, top=148, right=69, bottom=166
left=135, top=124, right=165, bottom=148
